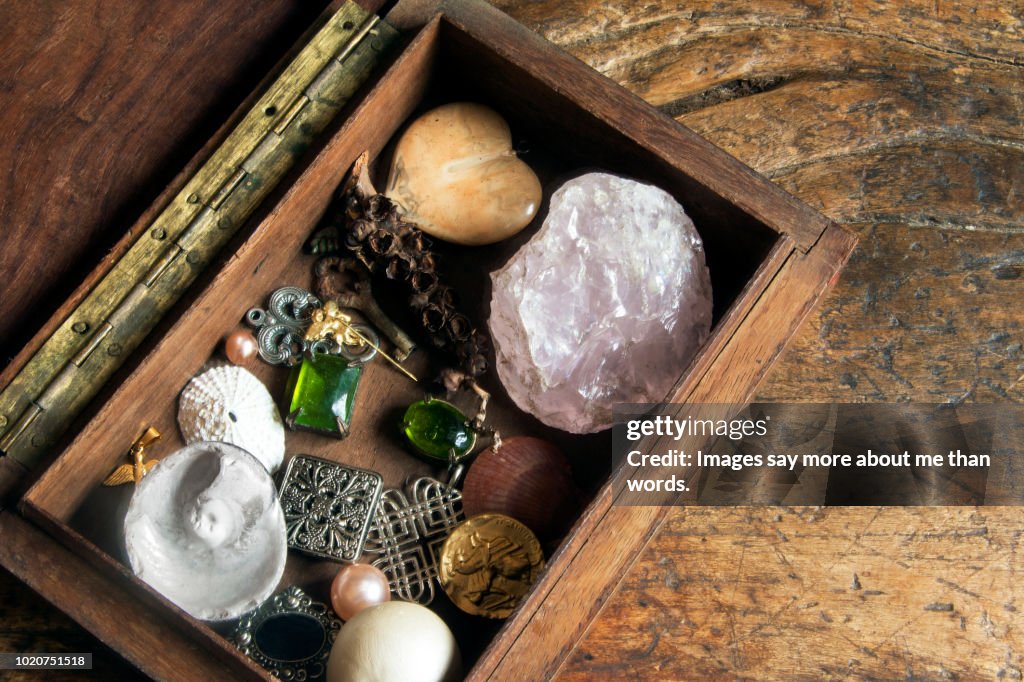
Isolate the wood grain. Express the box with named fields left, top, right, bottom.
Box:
left=486, top=0, right=1023, bottom=406
left=559, top=506, right=1024, bottom=681
left=1, top=0, right=1021, bottom=680
left=0, top=549, right=142, bottom=682
left=0, top=0, right=393, bottom=473
left=0, top=0, right=332, bottom=365
left=484, top=1, right=1024, bottom=679
left=0, top=510, right=273, bottom=681
left=479, top=224, right=855, bottom=682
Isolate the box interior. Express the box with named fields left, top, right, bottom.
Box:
left=23, top=16, right=781, bottom=673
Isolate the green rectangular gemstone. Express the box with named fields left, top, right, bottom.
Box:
left=285, top=354, right=363, bottom=437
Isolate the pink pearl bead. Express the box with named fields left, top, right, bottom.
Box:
left=331, top=563, right=391, bottom=621
left=225, top=330, right=258, bottom=365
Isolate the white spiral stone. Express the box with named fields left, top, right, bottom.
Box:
left=124, top=441, right=287, bottom=621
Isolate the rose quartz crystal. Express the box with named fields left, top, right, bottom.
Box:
left=489, top=172, right=713, bottom=433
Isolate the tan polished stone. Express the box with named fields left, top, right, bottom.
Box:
left=385, top=102, right=541, bottom=246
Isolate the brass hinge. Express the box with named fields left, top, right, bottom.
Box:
left=0, top=2, right=398, bottom=467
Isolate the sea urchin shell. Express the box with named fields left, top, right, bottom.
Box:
left=178, top=366, right=285, bottom=473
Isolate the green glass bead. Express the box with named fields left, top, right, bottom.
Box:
left=401, top=399, right=476, bottom=462
left=285, top=354, right=363, bottom=437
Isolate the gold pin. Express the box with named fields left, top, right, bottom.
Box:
left=339, top=316, right=419, bottom=383
left=306, top=301, right=418, bottom=383
left=103, top=426, right=162, bottom=486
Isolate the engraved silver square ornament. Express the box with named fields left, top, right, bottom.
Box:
left=279, top=454, right=383, bottom=562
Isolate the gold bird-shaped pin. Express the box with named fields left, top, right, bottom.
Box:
left=103, top=426, right=161, bottom=486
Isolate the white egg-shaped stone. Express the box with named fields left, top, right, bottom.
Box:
left=326, top=602, right=461, bottom=682
left=124, top=441, right=287, bottom=621
left=178, top=365, right=285, bottom=473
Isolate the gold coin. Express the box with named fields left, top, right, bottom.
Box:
left=438, top=513, right=545, bottom=618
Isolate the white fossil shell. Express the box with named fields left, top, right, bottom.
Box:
left=178, top=365, right=285, bottom=473
left=124, top=441, right=287, bottom=621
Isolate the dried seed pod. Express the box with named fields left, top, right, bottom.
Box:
left=345, top=195, right=362, bottom=219
left=408, top=291, right=430, bottom=310
left=385, top=255, right=414, bottom=281
left=403, top=231, right=431, bottom=255
left=350, top=219, right=375, bottom=242
left=464, top=353, right=487, bottom=378
left=368, top=230, right=399, bottom=257
left=422, top=304, right=448, bottom=333
left=410, top=270, right=437, bottom=294
left=306, top=151, right=491, bottom=379
left=447, top=314, right=471, bottom=342
left=366, top=194, right=394, bottom=221
left=314, top=257, right=346, bottom=300
left=434, top=286, right=456, bottom=308
left=438, top=367, right=468, bottom=394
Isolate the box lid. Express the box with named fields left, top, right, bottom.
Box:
left=0, top=0, right=394, bottom=488
left=0, top=0, right=339, bottom=363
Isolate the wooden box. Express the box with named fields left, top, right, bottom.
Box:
left=0, top=0, right=856, bottom=679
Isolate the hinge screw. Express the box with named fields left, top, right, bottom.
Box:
left=0, top=415, right=8, bottom=429
left=30, top=433, right=46, bottom=448
left=151, top=227, right=167, bottom=240
left=108, top=343, right=123, bottom=357
left=187, top=193, right=201, bottom=204
left=72, top=322, right=90, bottom=334
left=186, top=251, right=201, bottom=265
left=217, top=216, right=232, bottom=230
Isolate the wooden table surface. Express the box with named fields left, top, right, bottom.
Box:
left=1, top=1, right=1021, bottom=680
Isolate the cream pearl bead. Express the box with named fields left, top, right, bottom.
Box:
left=330, top=563, right=390, bottom=621
left=224, top=329, right=258, bottom=365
